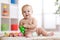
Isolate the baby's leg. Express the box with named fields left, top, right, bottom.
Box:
left=24, top=31, right=32, bottom=37
left=36, top=28, right=47, bottom=36
left=36, top=28, right=54, bottom=36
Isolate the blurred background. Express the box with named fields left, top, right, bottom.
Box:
left=18, top=0, right=60, bottom=31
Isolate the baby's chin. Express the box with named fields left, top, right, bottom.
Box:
left=24, top=17, right=29, bottom=19
left=24, top=16, right=31, bottom=19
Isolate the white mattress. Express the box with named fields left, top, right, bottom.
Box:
left=1, top=32, right=60, bottom=40
left=1, top=36, right=60, bottom=40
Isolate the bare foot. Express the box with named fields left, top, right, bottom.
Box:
left=47, top=32, right=54, bottom=36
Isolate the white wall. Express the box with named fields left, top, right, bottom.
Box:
left=44, top=14, right=56, bottom=29
left=0, top=2, right=1, bottom=30
left=43, top=0, right=56, bottom=29
left=0, top=2, right=1, bottom=18
left=10, top=4, right=18, bottom=18
left=0, top=0, right=10, bottom=4
left=18, top=0, right=42, bottom=27
left=43, top=0, right=60, bottom=29
left=56, top=15, right=60, bottom=25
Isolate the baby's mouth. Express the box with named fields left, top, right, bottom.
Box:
left=26, top=15, right=28, bottom=16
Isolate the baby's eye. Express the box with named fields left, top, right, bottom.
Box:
left=23, top=11, right=26, bottom=13
left=28, top=10, right=30, bottom=12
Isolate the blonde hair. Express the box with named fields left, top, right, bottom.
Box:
left=22, top=4, right=33, bottom=11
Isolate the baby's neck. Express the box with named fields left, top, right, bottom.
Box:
left=24, top=17, right=32, bottom=20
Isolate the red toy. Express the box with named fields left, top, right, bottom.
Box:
left=11, top=24, right=18, bottom=31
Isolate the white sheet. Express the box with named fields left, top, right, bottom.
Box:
left=1, top=32, right=60, bottom=40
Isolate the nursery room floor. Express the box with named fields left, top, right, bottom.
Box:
left=1, top=36, right=60, bottom=40
left=0, top=32, right=60, bottom=40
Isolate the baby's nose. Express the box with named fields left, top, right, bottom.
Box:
left=26, top=12, right=28, bottom=15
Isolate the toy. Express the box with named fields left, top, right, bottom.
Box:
left=3, top=4, right=7, bottom=8
left=11, top=0, right=16, bottom=4
left=14, top=32, right=18, bottom=37
left=4, top=32, right=9, bottom=37
left=18, top=32, right=23, bottom=37
left=3, top=9, right=8, bottom=16
left=9, top=33, right=14, bottom=37
left=2, top=3, right=9, bottom=16
left=1, top=24, right=9, bottom=31
left=11, top=24, right=18, bottom=31
left=19, top=25, right=25, bottom=35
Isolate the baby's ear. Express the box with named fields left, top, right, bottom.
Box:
left=32, top=10, right=33, bottom=13
left=31, top=11, right=33, bottom=15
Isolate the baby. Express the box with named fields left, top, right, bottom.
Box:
left=19, top=4, right=54, bottom=37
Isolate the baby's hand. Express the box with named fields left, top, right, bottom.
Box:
left=23, top=24, right=28, bottom=28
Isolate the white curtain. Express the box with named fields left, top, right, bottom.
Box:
left=43, top=0, right=60, bottom=29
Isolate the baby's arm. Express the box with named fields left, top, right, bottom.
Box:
left=24, top=18, right=37, bottom=29
left=19, top=19, right=23, bottom=27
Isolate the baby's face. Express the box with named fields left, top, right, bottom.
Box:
left=22, top=6, right=33, bottom=19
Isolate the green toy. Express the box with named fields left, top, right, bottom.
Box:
left=19, top=25, right=25, bottom=34
left=1, top=24, right=9, bottom=31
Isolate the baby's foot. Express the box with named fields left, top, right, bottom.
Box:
left=47, top=32, right=54, bottom=36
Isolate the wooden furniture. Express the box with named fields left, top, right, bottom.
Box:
left=0, top=0, right=18, bottom=31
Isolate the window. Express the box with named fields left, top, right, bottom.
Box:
left=43, top=0, right=56, bottom=29
left=43, top=0, right=60, bottom=30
